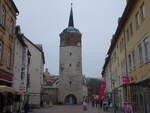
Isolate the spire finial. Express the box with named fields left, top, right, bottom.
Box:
left=71, top=1, right=73, bottom=7
left=68, top=1, right=74, bottom=27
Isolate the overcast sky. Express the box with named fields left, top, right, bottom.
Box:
left=13, top=0, right=126, bottom=78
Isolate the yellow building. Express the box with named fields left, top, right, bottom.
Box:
left=102, top=0, right=150, bottom=113
left=0, top=0, right=19, bottom=86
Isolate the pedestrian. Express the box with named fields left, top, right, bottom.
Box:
left=92, top=99, right=95, bottom=108
left=24, top=102, right=29, bottom=113
left=103, top=100, right=108, bottom=112
left=100, top=99, right=103, bottom=108
left=83, top=100, right=87, bottom=111
left=0, top=96, right=4, bottom=113
left=95, top=99, right=99, bottom=108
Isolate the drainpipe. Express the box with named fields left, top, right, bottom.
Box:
left=123, top=31, right=128, bottom=102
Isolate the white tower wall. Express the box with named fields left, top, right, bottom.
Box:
left=59, top=46, right=83, bottom=104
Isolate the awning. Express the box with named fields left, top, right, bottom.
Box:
left=0, top=85, right=17, bottom=94
left=0, top=72, right=13, bottom=81
left=136, top=77, right=150, bottom=84
left=135, top=77, right=150, bottom=87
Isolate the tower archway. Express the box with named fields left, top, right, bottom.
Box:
left=64, top=94, right=77, bottom=104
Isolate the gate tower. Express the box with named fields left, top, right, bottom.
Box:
left=58, top=4, right=83, bottom=104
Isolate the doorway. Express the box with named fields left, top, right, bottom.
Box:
left=64, top=94, right=77, bottom=104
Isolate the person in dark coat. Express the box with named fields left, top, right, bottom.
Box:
left=100, top=99, right=103, bottom=108
left=24, top=102, right=29, bottom=113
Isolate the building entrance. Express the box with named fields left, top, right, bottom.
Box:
left=64, top=94, right=77, bottom=104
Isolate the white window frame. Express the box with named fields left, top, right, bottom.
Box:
left=126, top=28, right=130, bottom=42
left=138, top=43, right=143, bottom=64
left=143, top=37, right=149, bottom=62
left=140, top=3, right=146, bottom=21
left=136, top=12, right=141, bottom=28
left=128, top=50, right=136, bottom=71
left=129, top=23, right=133, bottom=36
left=138, top=35, right=149, bottom=65
left=131, top=50, right=135, bottom=69
left=9, top=18, right=14, bottom=35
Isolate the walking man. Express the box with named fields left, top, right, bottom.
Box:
left=24, top=102, right=29, bottom=113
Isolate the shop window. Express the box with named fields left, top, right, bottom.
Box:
left=140, top=94, right=144, bottom=105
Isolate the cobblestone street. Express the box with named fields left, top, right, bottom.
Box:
left=32, top=105, right=111, bottom=113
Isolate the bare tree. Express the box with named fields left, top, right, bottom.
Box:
left=86, top=77, right=102, bottom=96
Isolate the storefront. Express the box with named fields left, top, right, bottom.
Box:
left=129, top=78, right=150, bottom=113
left=135, top=78, right=150, bottom=113
left=0, top=85, right=22, bottom=113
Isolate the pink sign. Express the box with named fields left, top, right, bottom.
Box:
left=98, top=81, right=106, bottom=103
left=123, top=102, right=134, bottom=113
left=122, top=76, right=129, bottom=83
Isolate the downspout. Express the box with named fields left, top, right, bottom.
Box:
left=123, top=31, right=128, bottom=102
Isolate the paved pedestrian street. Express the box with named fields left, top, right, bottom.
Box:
left=32, top=105, right=111, bottom=113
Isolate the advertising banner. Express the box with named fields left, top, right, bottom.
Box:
left=98, top=81, right=106, bottom=103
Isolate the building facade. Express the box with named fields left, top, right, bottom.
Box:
left=0, top=0, right=19, bottom=87
left=42, top=70, right=59, bottom=104
left=102, top=0, right=150, bottom=113
left=58, top=6, right=83, bottom=104
left=23, top=37, right=45, bottom=107
left=13, top=26, right=29, bottom=95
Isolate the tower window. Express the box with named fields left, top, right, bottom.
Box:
left=77, top=62, right=80, bottom=67
left=69, top=64, right=72, bottom=67
left=70, top=52, right=72, bottom=56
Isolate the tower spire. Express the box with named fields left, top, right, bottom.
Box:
left=68, top=2, right=74, bottom=27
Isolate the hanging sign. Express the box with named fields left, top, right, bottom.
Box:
left=98, top=81, right=106, bottom=103
left=122, top=76, right=129, bottom=83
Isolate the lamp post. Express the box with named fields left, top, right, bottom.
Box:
left=26, top=50, right=31, bottom=104
left=111, top=78, right=117, bottom=113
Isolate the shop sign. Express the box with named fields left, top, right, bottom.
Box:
left=122, top=76, right=129, bottom=83
left=20, top=81, right=25, bottom=90
left=123, top=102, right=135, bottom=113
left=18, top=89, right=25, bottom=95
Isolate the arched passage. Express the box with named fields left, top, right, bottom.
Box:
left=64, top=94, right=77, bottom=104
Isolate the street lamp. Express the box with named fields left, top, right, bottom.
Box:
left=26, top=50, right=31, bottom=104
left=111, top=79, right=117, bottom=113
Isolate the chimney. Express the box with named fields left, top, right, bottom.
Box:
left=15, top=26, right=21, bottom=34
